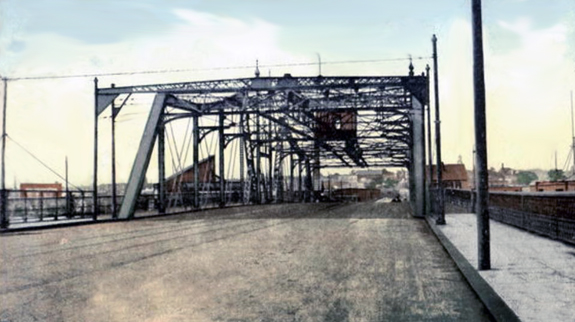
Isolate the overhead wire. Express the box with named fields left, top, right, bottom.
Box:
left=6, top=134, right=83, bottom=191
left=5, top=56, right=432, bottom=81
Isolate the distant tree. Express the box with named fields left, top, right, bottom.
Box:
left=366, top=177, right=384, bottom=189
left=383, top=178, right=399, bottom=189
left=548, top=169, right=566, bottom=182
left=516, top=171, right=538, bottom=185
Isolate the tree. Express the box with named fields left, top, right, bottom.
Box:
left=365, top=181, right=377, bottom=189
left=516, top=171, right=538, bottom=185
left=383, top=178, right=398, bottom=189
left=366, top=177, right=384, bottom=189
left=548, top=169, right=566, bottom=182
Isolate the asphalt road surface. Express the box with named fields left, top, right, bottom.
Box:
left=0, top=202, right=493, bottom=321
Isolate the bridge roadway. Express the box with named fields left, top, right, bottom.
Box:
left=0, top=202, right=493, bottom=321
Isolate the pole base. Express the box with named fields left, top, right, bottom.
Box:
left=435, top=217, right=446, bottom=225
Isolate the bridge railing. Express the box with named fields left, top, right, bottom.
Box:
left=441, top=189, right=575, bottom=245
left=3, top=189, right=94, bottom=224
left=0, top=188, right=261, bottom=228
left=0, top=186, right=314, bottom=229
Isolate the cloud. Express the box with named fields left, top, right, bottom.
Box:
left=439, top=17, right=575, bottom=170
left=2, top=9, right=305, bottom=186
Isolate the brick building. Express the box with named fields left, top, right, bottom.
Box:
left=165, top=156, right=216, bottom=192
left=428, top=163, right=470, bottom=189
left=530, top=180, right=575, bottom=192
left=20, top=183, right=63, bottom=198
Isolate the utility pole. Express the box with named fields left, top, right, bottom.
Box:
left=472, top=0, right=491, bottom=270
left=65, top=156, right=70, bottom=216
left=432, top=34, right=445, bottom=225
left=93, top=78, right=99, bottom=221
left=1, top=77, right=8, bottom=228
left=571, top=90, right=574, bottom=176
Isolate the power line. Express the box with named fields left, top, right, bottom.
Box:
left=6, top=134, right=83, bottom=191
left=5, top=56, right=432, bottom=81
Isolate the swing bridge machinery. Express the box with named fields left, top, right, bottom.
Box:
left=93, top=64, right=430, bottom=220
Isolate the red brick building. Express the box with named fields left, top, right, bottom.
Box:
left=20, top=183, right=63, bottom=198
left=165, top=156, right=216, bottom=192
left=530, top=180, right=575, bottom=192
left=428, top=164, right=470, bottom=189
left=489, top=186, right=523, bottom=192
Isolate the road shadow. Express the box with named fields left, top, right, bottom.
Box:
left=149, top=201, right=415, bottom=221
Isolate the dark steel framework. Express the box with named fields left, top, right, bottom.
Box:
left=94, top=70, right=430, bottom=219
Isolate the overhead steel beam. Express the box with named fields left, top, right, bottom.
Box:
left=256, top=112, right=351, bottom=167
left=165, top=95, right=202, bottom=113
left=98, top=75, right=427, bottom=101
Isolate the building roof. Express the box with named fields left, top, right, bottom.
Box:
left=165, top=156, right=215, bottom=182
left=428, top=163, right=468, bottom=182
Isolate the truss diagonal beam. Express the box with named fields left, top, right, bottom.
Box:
left=118, top=94, right=166, bottom=219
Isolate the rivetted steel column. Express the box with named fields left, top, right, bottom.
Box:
left=289, top=153, right=294, bottom=202
left=219, top=109, right=225, bottom=207
left=92, top=77, right=99, bottom=221
left=157, top=111, right=166, bottom=214
left=256, top=113, right=262, bottom=204
left=298, top=157, right=303, bottom=202
left=118, top=94, right=166, bottom=219
left=110, top=88, right=118, bottom=219
left=412, top=96, right=425, bottom=218
left=193, top=115, right=199, bottom=208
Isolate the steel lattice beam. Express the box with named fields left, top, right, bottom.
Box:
left=96, top=72, right=429, bottom=216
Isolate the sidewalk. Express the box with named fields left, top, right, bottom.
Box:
left=435, top=214, right=575, bottom=322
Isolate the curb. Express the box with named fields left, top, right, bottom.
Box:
left=425, top=216, right=521, bottom=322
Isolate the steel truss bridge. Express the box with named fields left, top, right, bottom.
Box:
left=94, top=66, right=429, bottom=219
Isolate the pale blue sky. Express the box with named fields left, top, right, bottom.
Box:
left=0, top=0, right=574, bottom=184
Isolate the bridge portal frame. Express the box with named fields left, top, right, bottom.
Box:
left=94, top=70, right=430, bottom=219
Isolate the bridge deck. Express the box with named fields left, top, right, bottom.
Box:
left=0, top=202, right=492, bottom=321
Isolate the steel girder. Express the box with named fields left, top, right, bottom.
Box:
left=97, top=74, right=425, bottom=169
left=97, top=74, right=427, bottom=213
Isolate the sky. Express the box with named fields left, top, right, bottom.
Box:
left=0, top=0, right=574, bottom=187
